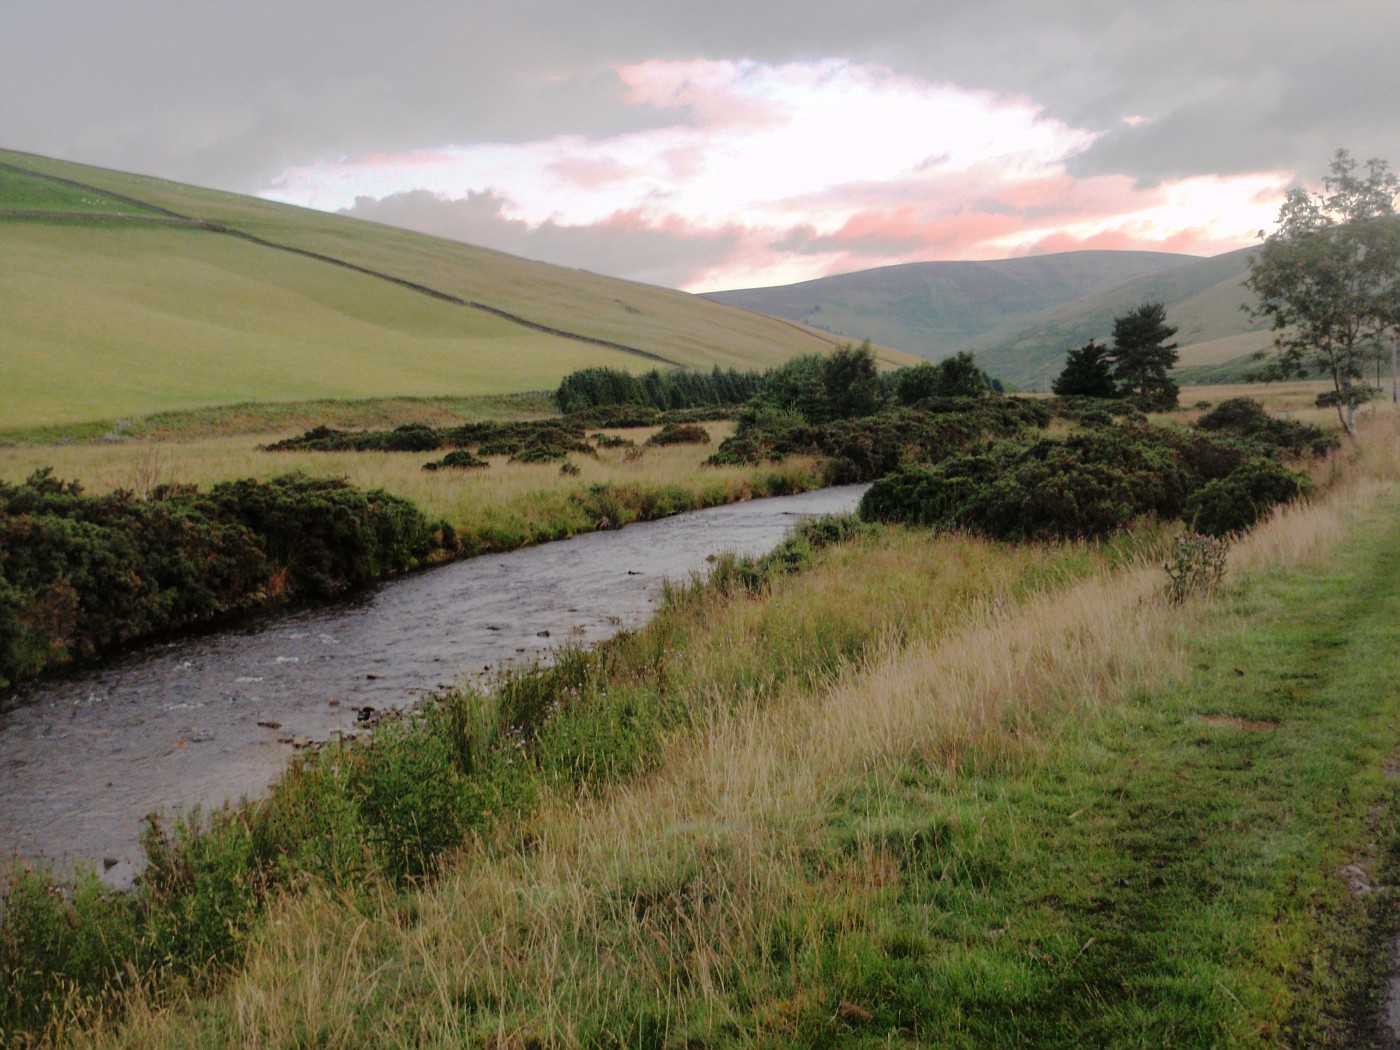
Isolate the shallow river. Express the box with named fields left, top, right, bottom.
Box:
left=0, top=485, right=867, bottom=883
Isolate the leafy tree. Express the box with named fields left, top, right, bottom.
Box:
left=1108, top=302, right=1179, bottom=409
left=1245, top=149, right=1400, bottom=437
left=756, top=353, right=829, bottom=421
left=932, top=351, right=991, bottom=398
left=894, top=361, right=940, bottom=404
left=1052, top=339, right=1118, bottom=398
left=821, top=340, right=882, bottom=419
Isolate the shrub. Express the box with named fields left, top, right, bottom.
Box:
left=645, top=423, right=711, bottom=447
left=0, top=471, right=441, bottom=685
left=1185, top=459, right=1311, bottom=536
left=860, top=425, right=1313, bottom=542
left=1194, top=397, right=1339, bottom=458
left=423, top=450, right=488, bottom=471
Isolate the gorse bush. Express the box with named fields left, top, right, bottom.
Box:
left=644, top=423, right=711, bottom=447
left=1194, top=397, right=1339, bottom=458
left=422, top=449, right=489, bottom=471
left=0, top=471, right=443, bottom=686
left=859, top=420, right=1316, bottom=540
left=264, top=405, right=734, bottom=457
left=707, top=398, right=1051, bottom=482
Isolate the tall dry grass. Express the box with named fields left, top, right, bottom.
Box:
left=0, top=421, right=795, bottom=530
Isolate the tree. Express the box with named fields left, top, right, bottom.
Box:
left=930, top=351, right=991, bottom=398
left=1108, top=302, right=1179, bottom=409
left=1245, top=149, right=1400, bottom=437
left=1052, top=339, right=1118, bottom=398
left=821, top=340, right=882, bottom=419
left=894, top=361, right=940, bottom=404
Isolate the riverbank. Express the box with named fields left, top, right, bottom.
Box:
left=0, top=485, right=869, bottom=886
left=9, top=413, right=1395, bottom=1048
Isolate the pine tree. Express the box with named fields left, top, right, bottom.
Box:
left=1108, top=302, right=1179, bottom=409
left=1051, top=340, right=1118, bottom=398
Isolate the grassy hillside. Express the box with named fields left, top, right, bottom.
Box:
left=703, top=251, right=1197, bottom=359
left=973, top=246, right=1267, bottom=389
left=1, top=150, right=906, bottom=428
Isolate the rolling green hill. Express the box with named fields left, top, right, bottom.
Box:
left=703, top=246, right=1273, bottom=390
left=1, top=150, right=906, bottom=428
left=703, top=251, right=1199, bottom=359
left=970, top=246, right=1269, bottom=389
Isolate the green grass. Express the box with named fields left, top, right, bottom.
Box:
left=0, top=149, right=914, bottom=431
left=0, top=222, right=628, bottom=427
left=0, top=167, right=162, bottom=216
left=716, top=502, right=1400, bottom=1046
left=0, top=392, right=556, bottom=445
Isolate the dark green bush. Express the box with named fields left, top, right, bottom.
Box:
left=423, top=450, right=489, bottom=471
left=1185, top=459, right=1311, bottom=536
left=1194, top=397, right=1339, bottom=458
left=0, top=471, right=441, bottom=686
left=645, top=423, right=711, bottom=447
left=859, top=424, right=1313, bottom=542
left=707, top=399, right=1050, bottom=479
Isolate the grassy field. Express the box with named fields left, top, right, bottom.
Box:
left=0, top=167, right=163, bottom=217
left=33, top=407, right=1396, bottom=1048
left=0, top=222, right=637, bottom=427
left=0, top=148, right=916, bottom=431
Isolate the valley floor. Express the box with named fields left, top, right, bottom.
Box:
left=55, top=414, right=1400, bottom=1048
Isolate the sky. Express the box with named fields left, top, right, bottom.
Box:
left=3, top=1, right=1397, bottom=292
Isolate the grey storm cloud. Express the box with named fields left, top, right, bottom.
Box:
left=342, top=189, right=743, bottom=289
left=5, top=0, right=1400, bottom=195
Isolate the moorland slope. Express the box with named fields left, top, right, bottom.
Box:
left=1, top=150, right=904, bottom=428
left=705, top=246, right=1270, bottom=389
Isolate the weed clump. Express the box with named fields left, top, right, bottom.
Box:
left=1164, top=532, right=1229, bottom=603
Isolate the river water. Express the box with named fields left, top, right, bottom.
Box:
left=0, top=485, right=866, bottom=884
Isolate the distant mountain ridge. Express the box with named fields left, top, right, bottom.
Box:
left=704, top=251, right=1199, bottom=358
left=970, top=247, right=1265, bottom=388
left=704, top=247, right=1268, bottom=389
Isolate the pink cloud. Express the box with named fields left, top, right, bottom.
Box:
left=546, top=155, right=639, bottom=190
left=616, top=59, right=789, bottom=131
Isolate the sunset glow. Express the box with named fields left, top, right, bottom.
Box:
left=264, top=58, right=1286, bottom=291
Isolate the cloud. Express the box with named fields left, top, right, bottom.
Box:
left=5, top=0, right=1398, bottom=199
left=342, top=189, right=744, bottom=290
left=6, top=0, right=1394, bottom=291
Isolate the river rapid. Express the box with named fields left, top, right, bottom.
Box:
left=0, top=485, right=867, bottom=884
